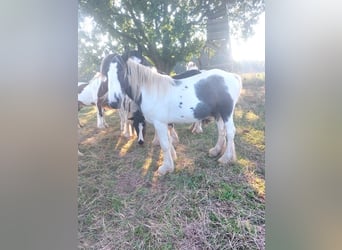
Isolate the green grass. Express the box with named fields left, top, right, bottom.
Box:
left=78, top=72, right=265, bottom=249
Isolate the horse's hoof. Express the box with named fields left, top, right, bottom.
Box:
left=192, top=130, right=202, bottom=134
left=209, top=148, right=220, bottom=157
left=156, top=166, right=174, bottom=176
left=218, top=156, right=236, bottom=165
left=152, top=140, right=160, bottom=146
left=195, top=128, right=203, bottom=134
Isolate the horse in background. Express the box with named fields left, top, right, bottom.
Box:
left=184, top=61, right=206, bottom=134
left=106, top=55, right=242, bottom=175
left=78, top=72, right=110, bottom=128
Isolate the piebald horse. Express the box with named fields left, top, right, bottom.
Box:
left=78, top=74, right=142, bottom=138
left=185, top=61, right=205, bottom=134
left=100, top=52, right=179, bottom=145
left=106, top=55, right=242, bottom=175
left=78, top=72, right=109, bottom=128
left=78, top=52, right=146, bottom=142
left=99, top=52, right=148, bottom=143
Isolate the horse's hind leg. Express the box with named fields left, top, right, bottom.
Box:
left=209, top=117, right=226, bottom=157
left=218, top=116, right=236, bottom=164
left=152, top=125, right=179, bottom=147
left=168, top=124, right=179, bottom=146
left=191, top=121, right=203, bottom=134
left=78, top=118, right=83, bottom=128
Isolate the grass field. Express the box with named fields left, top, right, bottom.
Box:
left=78, top=73, right=265, bottom=249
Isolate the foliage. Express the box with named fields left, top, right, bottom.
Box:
left=78, top=0, right=264, bottom=74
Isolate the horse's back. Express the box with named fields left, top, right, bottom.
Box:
left=204, top=69, right=242, bottom=101
left=179, top=69, right=241, bottom=102
left=78, top=75, right=103, bottom=105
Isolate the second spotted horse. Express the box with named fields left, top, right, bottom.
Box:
left=100, top=51, right=180, bottom=145
left=78, top=72, right=110, bottom=128
left=96, top=51, right=147, bottom=142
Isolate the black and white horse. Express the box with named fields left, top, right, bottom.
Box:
left=98, top=51, right=151, bottom=143
left=78, top=72, right=109, bottom=128
left=78, top=52, right=148, bottom=143
left=100, top=51, right=179, bottom=145
left=106, top=55, right=242, bottom=175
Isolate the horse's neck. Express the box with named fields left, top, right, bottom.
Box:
left=97, top=81, right=108, bottom=98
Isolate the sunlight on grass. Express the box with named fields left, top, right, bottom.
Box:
left=141, top=148, right=155, bottom=176
left=237, top=158, right=255, bottom=169
left=246, top=172, right=265, bottom=198
left=114, top=136, right=124, bottom=150
left=157, top=150, right=164, bottom=166
left=119, top=137, right=136, bottom=156
left=245, top=111, right=259, bottom=122
left=79, top=106, right=97, bottom=125
left=105, top=109, right=116, bottom=116
left=83, top=136, right=97, bottom=145
left=235, top=109, right=244, bottom=119
left=237, top=158, right=264, bottom=198
left=78, top=106, right=117, bottom=126
left=241, top=128, right=265, bottom=151
left=152, top=170, right=160, bottom=190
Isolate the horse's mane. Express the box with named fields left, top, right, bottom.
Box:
left=126, top=58, right=175, bottom=97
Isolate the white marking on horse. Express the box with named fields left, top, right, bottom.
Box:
left=137, top=123, right=144, bottom=144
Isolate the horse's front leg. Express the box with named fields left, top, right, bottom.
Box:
left=152, top=131, right=160, bottom=146
left=96, top=104, right=108, bottom=128
left=153, top=121, right=174, bottom=175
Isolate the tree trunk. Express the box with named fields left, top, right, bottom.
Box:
left=149, top=54, right=174, bottom=75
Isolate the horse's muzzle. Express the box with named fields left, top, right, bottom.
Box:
left=138, top=140, right=144, bottom=145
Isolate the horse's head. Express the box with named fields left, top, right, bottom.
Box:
left=128, top=110, right=146, bottom=145
left=105, top=50, right=153, bottom=109
left=105, top=54, right=127, bottom=109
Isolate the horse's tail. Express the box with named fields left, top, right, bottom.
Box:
left=232, top=73, right=243, bottom=103
left=234, top=74, right=243, bottom=92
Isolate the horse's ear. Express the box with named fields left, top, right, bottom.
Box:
left=137, top=44, right=142, bottom=57
left=124, top=45, right=130, bottom=54
left=121, top=52, right=129, bottom=63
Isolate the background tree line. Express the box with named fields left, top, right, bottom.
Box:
left=78, top=0, right=264, bottom=81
